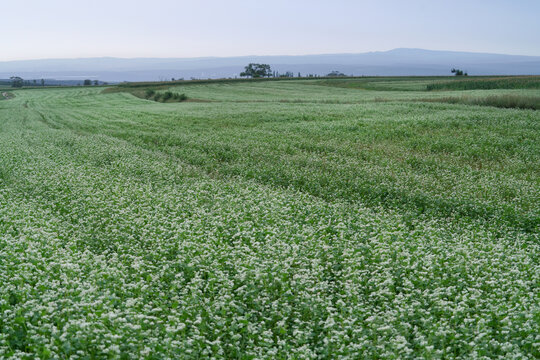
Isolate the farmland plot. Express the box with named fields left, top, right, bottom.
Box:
left=0, top=80, right=539, bottom=359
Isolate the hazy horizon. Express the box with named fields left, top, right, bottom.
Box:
left=2, top=47, right=540, bottom=63
left=2, top=48, right=539, bottom=82
left=2, top=0, right=540, bottom=61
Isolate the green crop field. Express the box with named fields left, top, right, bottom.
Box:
left=1, top=78, right=539, bottom=359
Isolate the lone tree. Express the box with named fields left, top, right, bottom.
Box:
left=10, top=76, right=23, bottom=88
left=240, top=63, right=272, bottom=78
left=83, top=79, right=92, bottom=86
left=451, top=68, right=468, bottom=76
left=326, top=70, right=346, bottom=77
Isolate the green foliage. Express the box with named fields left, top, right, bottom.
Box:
left=427, top=76, right=540, bottom=91
left=326, top=71, right=346, bottom=77
left=240, top=63, right=272, bottom=78
left=419, top=94, right=540, bottom=110
left=10, top=76, right=23, bottom=88
left=153, top=91, right=187, bottom=102
left=451, top=68, right=467, bottom=76
left=144, top=89, right=155, bottom=98
left=316, top=77, right=451, bottom=91
left=121, top=88, right=187, bottom=103
left=161, top=90, right=173, bottom=101
left=0, top=80, right=539, bottom=358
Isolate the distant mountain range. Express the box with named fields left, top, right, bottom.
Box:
left=1, top=48, right=539, bottom=82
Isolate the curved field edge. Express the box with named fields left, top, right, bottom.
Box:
left=105, top=77, right=540, bottom=110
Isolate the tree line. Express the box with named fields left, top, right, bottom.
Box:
left=9, top=77, right=45, bottom=88
left=240, top=63, right=347, bottom=78
left=7, top=77, right=105, bottom=88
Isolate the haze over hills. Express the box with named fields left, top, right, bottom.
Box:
left=1, top=48, right=539, bottom=82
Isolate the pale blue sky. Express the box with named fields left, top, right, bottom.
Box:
left=3, top=0, right=539, bottom=61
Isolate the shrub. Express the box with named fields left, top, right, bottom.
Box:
left=162, top=91, right=173, bottom=102
left=174, top=93, right=188, bottom=101
left=145, top=89, right=155, bottom=98
left=148, top=91, right=187, bottom=103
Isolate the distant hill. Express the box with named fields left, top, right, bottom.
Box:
left=1, top=48, right=539, bottom=82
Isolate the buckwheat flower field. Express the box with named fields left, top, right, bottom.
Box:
left=1, top=78, right=539, bottom=358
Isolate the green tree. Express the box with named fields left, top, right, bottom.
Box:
left=327, top=71, right=346, bottom=77
left=83, top=79, right=92, bottom=86
left=279, top=71, right=294, bottom=78
left=240, top=63, right=272, bottom=78
left=451, top=68, right=467, bottom=76
left=10, top=76, right=23, bottom=88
